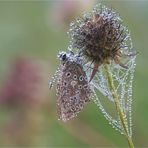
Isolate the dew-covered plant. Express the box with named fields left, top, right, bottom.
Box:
left=68, top=4, right=137, bottom=148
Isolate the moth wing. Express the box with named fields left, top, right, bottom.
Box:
left=57, top=61, right=91, bottom=122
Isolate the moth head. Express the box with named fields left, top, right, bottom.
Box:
left=58, top=51, right=67, bottom=62
left=58, top=50, right=74, bottom=64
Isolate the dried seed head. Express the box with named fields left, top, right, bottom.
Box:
left=68, top=4, right=132, bottom=81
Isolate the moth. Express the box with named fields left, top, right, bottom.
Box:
left=50, top=50, right=91, bottom=122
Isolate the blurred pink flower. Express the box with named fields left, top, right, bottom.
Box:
left=0, top=56, right=48, bottom=108
left=0, top=56, right=50, bottom=146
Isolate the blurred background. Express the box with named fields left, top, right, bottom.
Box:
left=0, top=0, right=148, bottom=147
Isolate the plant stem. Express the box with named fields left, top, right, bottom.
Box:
left=104, top=64, right=134, bottom=148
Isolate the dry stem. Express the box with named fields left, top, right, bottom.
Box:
left=104, top=64, right=134, bottom=148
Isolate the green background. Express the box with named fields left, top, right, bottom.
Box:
left=0, top=1, right=148, bottom=147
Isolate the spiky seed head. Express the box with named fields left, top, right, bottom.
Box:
left=68, top=4, right=130, bottom=66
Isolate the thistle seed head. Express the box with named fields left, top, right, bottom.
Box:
left=68, top=4, right=130, bottom=66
